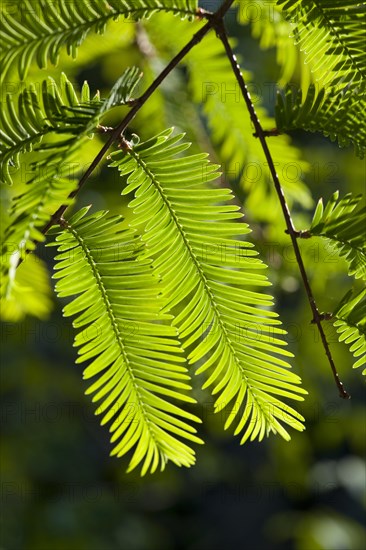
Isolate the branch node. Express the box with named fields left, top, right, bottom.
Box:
left=124, top=97, right=142, bottom=107
left=196, top=7, right=212, bottom=20
left=311, top=312, right=333, bottom=323
left=253, top=128, right=280, bottom=138
left=285, top=228, right=312, bottom=239
left=118, top=136, right=133, bottom=151
left=97, top=125, right=115, bottom=134
left=58, top=217, right=68, bottom=229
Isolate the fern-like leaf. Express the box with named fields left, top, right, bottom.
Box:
left=307, top=191, right=366, bottom=280
left=0, top=68, right=141, bottom=185
left=0, top=0, right=197, bottom=82
left=110, top=129, right=307, bottom=444
left=276, top=85, right=366, bottom=158
left=277, top=0, right=366, bottom=92
left=48, top=207, right=203, bottom=474
left=333, top=288, right=366, bottom=374
left=1, top=68, right=141, bottom=299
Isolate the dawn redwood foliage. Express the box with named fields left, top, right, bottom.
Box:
left=0, top=0, right=365, bottom=474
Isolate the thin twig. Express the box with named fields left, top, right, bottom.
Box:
left=40, top=0, right=235, bottom=237
left=214, top=20, right=350, bottom=399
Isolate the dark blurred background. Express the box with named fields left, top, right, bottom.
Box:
left=1, top=1, right=365, bottom=549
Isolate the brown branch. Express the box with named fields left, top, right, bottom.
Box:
left=214, top=20, right=350, bottom=400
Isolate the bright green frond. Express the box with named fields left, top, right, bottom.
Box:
left=276, top=0, right=366, bottom=92
left=110, top=129, right=307, bottom=445
left=276, top=85, right=366, bottom=158
left=238, top=0, right=366, bottom=92
left=307, top=191, right=366, bottom=280
left=0, top=68, right=141, bottom=185
left=333, top=288, right=366, bottom=374
left=0, top=0, right=197, bottom=82
left=1, top=68, right=141, bottom=300
left=0, top=253, right=53, bottom=321
left=49, top=208, right=202, bottom=474
left=241, top=2, right=366, bottom=158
